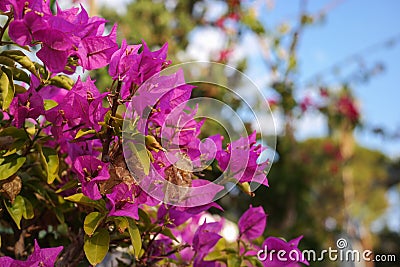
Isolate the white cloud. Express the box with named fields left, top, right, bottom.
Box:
left=180, top=27, right=227, bottom=61
left=294, top=112, right=327, bottom=140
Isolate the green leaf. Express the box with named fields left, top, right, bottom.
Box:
left=48, top=75, right=74, bottom=90
left=0, top=56, right=16, bottom=67
left=0, top=67, right=15, bottom=110
left=112, top=216, right=129, bottom=233
left=223, top=248, right=237, bottom=254
left=203, top=250, right=227, bottom=262
left=127, top=218, right=142, bottom=259
left=241, top=12, right=265, bottom=34
left=0, top=127, right=28, bottom=153
left=53, top=208, right=65, bottom=224
left=38, top=146, right=59, bottom=184
left=34, top=62, right=48, bottom=78
left=84, top=212, right=105, bottom=236
left=128, top=143, right=150, bottom=175
left=8, top=66, right=30, bottom=84
left=152, top=226, right=179, bottom=243
left=227, top=254, right=242, bottom=267
left=75, top=129, right=96, bottom=139
left=4, top=196, right=24, bottom=229
left=55, top=179, right=78, bottom=194
left=64, top=193, right=107, bottom=212
left=43, top=99, right=58, bottom=110
left=138, top=208, right=151, bottom=230
left=14, top=84, right=26, bottom=94
left=22, top=197, right=34, bottom=220
left=84, top=228, right=110, bottom=266
left=0, top=50, right=38, bottom=77
left=0, top=127, right=27, bottom=138
left=0, top=155, right=26, bottom=180
left=244, top=256, right=264, bottom=267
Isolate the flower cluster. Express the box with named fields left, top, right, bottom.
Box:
left=0, top=1, right=306, bottom=266
left=0, top=240, right=63, bottom=267
left=5, top=0, right=118, bottom=73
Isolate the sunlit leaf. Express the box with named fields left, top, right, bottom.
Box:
left=8, top=66, right=30, bottom=83
left=0, top=50, right=38, bottom=77
left=84, top=212, right=105, bottom=236
left=75, top=129, right=96, bottom=139
left=203, top=250, right=227, bottom=262
left=112, top=216, right=129, bottom=233
left=127, top=218, right=142, bottom=259
left=227, top=254, right=241, bottom=267
left=43, top=99, right=58, bottom=110
left=244, top=256, right=264, bottom=267
left=64, top=193, right=107, bottom=212
left=4, top=196, right=24, bottom=229
left=38, top=146, right=59, bottom=184
left=0, top=67, right=14, bottom=110
left=128, top=143, right=150, bottom=175
left=48, top=75, right=74, bottom=90
left=84, top=228, right=110, bottom=266
left=0, top=155, right=26, bottom=180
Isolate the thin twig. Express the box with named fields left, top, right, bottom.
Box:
left=102, top=81, right=122, bottom=162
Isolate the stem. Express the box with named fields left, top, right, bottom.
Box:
left=0, top=41, right=14, bottom=46
left=56, top=229, right=85, bottom=267
left=102, top=81, right=122, bottom=162
left=237, top=238, right=241, bottom=256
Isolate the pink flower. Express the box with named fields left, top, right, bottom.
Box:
left=216, top=132, right=269, bottom=186
left=106, top=183, right=139, bottom=220
left=9, top=88, right=45, bottom=128
left=109, top=39, right=141, bottom=81
left=72, top=155, right=110, bottom=200
left=0, top=239, right=63, bottom=267
left=238, top=205, right=267, bottom=240
left=77, top=24, right=119, bottom=70
left=337, top=96, right=359, bottom=123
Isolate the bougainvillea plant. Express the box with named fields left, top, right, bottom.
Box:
left=0, top=1, right=308, bottom=266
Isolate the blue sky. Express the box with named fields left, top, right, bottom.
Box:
left=90, top=0, right=400, bottom=160
left=256, top=0, right=400, bottom=158
left=255, top=0, right=400, bottom=231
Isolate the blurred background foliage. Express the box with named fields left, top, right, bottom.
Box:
left=80, top=0, right=399, bottom=266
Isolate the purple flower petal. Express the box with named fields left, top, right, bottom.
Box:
left=106, top=183, right=139, bottom=220
left=78, top=24, right=118, bottom=70
left=192, top=220, right=222, bottom=255
left=238, top=205, right=267, bottom=240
